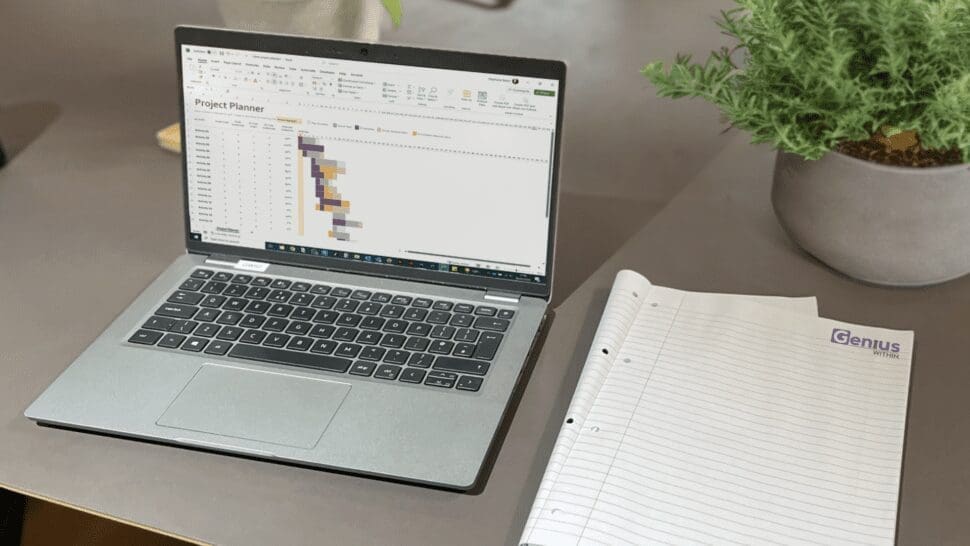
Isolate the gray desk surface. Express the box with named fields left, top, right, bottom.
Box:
left=3, top=1, right=969, bottom=545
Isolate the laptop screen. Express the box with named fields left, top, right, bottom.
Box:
left=180, top=44, right=559, bottom=286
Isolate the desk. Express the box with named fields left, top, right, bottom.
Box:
left=3, top=1, right=968, bottom=545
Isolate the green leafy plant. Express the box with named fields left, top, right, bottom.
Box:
left=381, top=0, right=403, bottom=26
left=642, top=0, right=970, bottom=164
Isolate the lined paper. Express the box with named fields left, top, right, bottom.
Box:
left=522, top=270, right=912, bottom=546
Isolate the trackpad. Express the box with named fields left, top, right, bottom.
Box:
left=157, top=364, right=350, bottom=449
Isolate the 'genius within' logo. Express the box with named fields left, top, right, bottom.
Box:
left=831, top=329, right=901, bottom=359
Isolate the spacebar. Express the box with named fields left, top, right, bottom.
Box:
left=228, top=345, right=352, bottom=374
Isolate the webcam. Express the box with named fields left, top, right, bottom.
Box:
left=360, top=47, right=369, bottom=56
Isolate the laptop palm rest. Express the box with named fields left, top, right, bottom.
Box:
left=157, top=364, right=351, bottom=449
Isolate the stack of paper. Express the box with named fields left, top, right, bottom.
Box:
left=521, top=270, right=913, bottom=545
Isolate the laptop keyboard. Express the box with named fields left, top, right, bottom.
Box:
left=127, top=268, right=515, bottom=392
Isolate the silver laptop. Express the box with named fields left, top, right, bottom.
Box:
left=25, top=27, right=564, bottom=490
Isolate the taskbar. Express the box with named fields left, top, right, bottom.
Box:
left=264, top=241, right=546, bottom=284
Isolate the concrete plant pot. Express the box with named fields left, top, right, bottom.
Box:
left=217, top=0, right=383, bottom=41
left=772, top=151, right=970, bottom=287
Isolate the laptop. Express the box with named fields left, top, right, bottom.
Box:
left=25, top=26, right=564, bottom=490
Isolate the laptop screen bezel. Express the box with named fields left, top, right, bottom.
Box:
left=175, top=26, right=564, bottom=300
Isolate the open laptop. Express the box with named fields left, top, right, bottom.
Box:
left=25, top=26, right=564, bottom=490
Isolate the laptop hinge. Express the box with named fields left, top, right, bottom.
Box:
left=483, top=290, right=521, bottom=304
left=204, top=255, right=271, bottom=273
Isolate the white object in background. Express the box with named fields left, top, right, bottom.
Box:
left=217, top=0, right=383, bottom=41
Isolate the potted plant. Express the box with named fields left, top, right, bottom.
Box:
left=217, top=0, right=402, bottom=41
left=643, top=0, right=970, bottom=286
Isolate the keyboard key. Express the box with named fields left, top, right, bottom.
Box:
left=408, top=353, right=434, bottom=368
left=404, top=336, right=430, bottom=352
left=251, top=277, right=272, bottom=287
left=285, top=321, right=312, bottom=335
left=453, top=343, right=476, bottom=358
left=195, top=323, right=220, bottom=338
left=433, top=356, right=489, bottom=376
left=349, top=361, right=377, bottom=376
left=240, top=314, right=267, bottom=329
left=473, top=332, right=503, bottom=360
left=231, top=274, right=253, bottom=284
left=181, top=337, right=208, bottom=352
left=337, top=314, right=363, bottom=327
left=351, top=289, right=371, bottom=300
left=360, top=316, right=386, bottom=330
left=195, top=309, right=220, bottom=322
left=142, top=316, right=175, bottom=331
left=291, top=307, right=316, bottom=321
left=374, top=365, right=402, bottom=380
left=456, top=375, right=484, bottom=392
left=268, top=304, right=294, bottom=317
left=406, top=323, right=432, bottom=337
left=155, top=303, right=199, bottom=319
left=358, top=302, right=382, bottom=315
left=336, top=299, right=359, bottom=312
left=333, top=328, right=359, bottom=342
left=291, top=293, right=314, bottom=306
left=450, top=314, right=474, bottom=328
left=200, top=295, right=227, bottom=308
left=223, top=284, right=248, bottom=298
left=179, top=278, right=206, bottom=291
left=336, top=343, right=362, bottom=358
left=473, top=316, right=510, bottom=332
left=200, top=281, right=227, bottom=294
left=379, top=305, right=405, bottom=319
left=229, top=345, right=352, bottom=374
left=264, top=318, right=289, bottom=332
left=286, top=336, right=313, bottom=351
left=170, top=320, right=198, bottom=334
left=331, top=287, right=352, bottom=298
left=157, top=333, right=186, bottom=348
left=310, top=284, right=331, bottom=295
left=311, top=296, right=336, bottom=309
left=245, top=301, right=271, bottom=314
left=264, top=333, right=290, bottom=348
left=291, top=282, right=311, bottom=292
left=358, top=331, right=383, bottom=345
left=384, top=350, right=410, bottom=365
left=400, top=368, right=426, bottom=384
left=241, top=329, right=267, bottom=344
left=383, top=319, right=408, bottom=333
left=372, top=293, right=393, bottom=303
left=430, top=325, right=456, bottom=339
left=359, top=346, right=386, bottom=361
left=429, top=340, right=454, bottom=354
left=309, top=324, right=336, bottom=338
left=267, top=290, right=293, bottom=303
left=427, top=311, right=451, bottom=324
left=313, top=310, right=339, bottom=324
left=403, top=308, right=428, bottom=321
left=455, top=328, right=479, bottom=343
left=168, top=291, right=205, bottom=305
left=432, top=301, right=454, bottom=311
left=425, top=371, right=457, bottom=388
left=204, top=340, right=233, bottom=356
left=412, top=298, right=432, bottom=308
left=223, top=298, right=249, bottom=312
left=216, top=311, right=243, bottom=325
left=270, top=279, right=292, bottom=289
left=454, top=303, right=474, bottom=314
left=190, top=269, right=214, bottom=279
left=379, top=334, right=406, bottom=348
left=497, top=309, right=515, bottom=320
left=129, top=329, right=163, bottom=345
left=310, top=339, right=338, bottom=354
left=474, top=306, right=497, bottom=317
left=216, top=326, right=243, bottom=341
left=245, top=287, right=270, bottom=300
left=213, top=272, right=234, bottom=282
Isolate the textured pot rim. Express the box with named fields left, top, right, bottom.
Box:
left=781, top=149, right=970, bottom=175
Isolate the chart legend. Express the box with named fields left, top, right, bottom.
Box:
left=298, top=135, right=362, bottom=241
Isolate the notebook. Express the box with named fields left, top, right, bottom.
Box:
left=521, top=270, right=913, bottom=545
